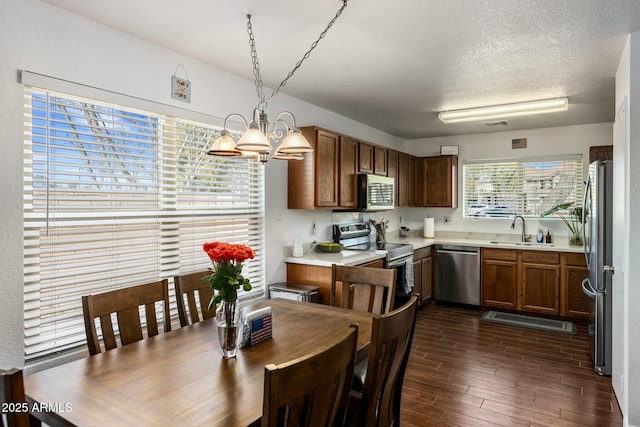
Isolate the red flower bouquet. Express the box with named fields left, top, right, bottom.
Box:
left=203, top=241, right=255, bottom=306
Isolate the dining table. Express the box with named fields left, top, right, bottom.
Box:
left=24, top=298, right=373, bottom=427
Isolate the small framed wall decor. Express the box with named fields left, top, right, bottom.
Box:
left=440, top=145, right=459, bottom=156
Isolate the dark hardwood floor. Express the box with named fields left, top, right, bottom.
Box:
left=400, top=303, right=623, bottom=426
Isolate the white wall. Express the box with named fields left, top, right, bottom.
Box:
left=0, top=0, right=404, bottom=368
left=616, top=32, right=640, bottom=427
left=397, top=124, right=612, bottom=240
left=613, top=35, right=630, bottom=421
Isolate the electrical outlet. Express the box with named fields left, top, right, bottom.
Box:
left=444, top=216, right=452, bottom=224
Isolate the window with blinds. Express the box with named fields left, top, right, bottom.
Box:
left=23, top=88, right=265, bottom=361
left=462, top=155, right=583, bottom=219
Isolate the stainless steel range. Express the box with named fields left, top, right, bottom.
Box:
left=333, top=222, right=414, bottom=309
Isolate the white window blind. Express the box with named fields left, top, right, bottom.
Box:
left=23, top=88, right=265, bottom=361
left=462, top=155, right=583, bottom=218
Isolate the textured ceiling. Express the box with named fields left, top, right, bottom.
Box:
left=40, top=0, right=640, bottom=139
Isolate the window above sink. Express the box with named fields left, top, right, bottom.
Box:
left=463, top=155, right=583, bottom=220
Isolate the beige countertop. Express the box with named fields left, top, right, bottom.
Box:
left=284, top=230, right=583, bottom=268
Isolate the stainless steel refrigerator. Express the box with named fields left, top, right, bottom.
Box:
left=581, top=160, right=613, bottom=376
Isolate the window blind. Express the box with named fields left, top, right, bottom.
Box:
left=23, top=88, right=265, bottom=361
left=462, top=155, right=583, bottom=218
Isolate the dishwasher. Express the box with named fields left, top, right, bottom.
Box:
left=434, top=245, right=480, bottom=306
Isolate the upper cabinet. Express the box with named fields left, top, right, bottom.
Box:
left=419, top=155, right=458, bottom=208
left=288, top=126, right=457, bottom=210
left=358, top=141, right=374, bottom=174
left=338, top=136, right=358, bottom=209
left=374, top=146, right=388, bottom=176
left=288, top=127, right=358, bottom=210
left=386, top=150, right=399, bottom=206
left=398, top=153, right=418, bottom=207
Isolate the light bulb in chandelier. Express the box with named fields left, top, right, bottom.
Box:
left=207, top=130, right=242, bottom=156
left=276, top=129, right=312, bottom=154
left=235, top=122, right=272, bottom=152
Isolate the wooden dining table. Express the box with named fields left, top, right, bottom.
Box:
left=24, top=298, right=373, bottom=427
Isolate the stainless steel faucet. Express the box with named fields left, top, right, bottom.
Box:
left=511, top=215, right=531, bottom=242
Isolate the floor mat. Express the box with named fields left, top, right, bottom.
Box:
left=480, top=310, right=577, bottom=335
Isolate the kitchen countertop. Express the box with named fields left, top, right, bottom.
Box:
left=284, top=230, right=583, bottom=268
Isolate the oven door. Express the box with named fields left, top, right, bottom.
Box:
left=386, top=255, right=414, bottom=309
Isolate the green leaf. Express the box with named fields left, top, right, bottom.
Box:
left=539, top=202, right=573, bottom=218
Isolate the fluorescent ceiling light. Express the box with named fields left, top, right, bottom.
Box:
left=438, top=97, right=568, bottom=124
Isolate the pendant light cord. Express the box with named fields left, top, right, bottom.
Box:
left=247, top=0, right=349, bottom=111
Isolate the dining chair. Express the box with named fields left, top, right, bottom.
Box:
left=82, top=279, right=171, bottom=355
left=261, top=324, right=359, bottom=427
left=331, top=264, right=397, bottom=315
left=0, top=368, right=37, bottom=427
left=347, top=295, right=418, bottom=427
left=174, top=270, right=215, bottom=327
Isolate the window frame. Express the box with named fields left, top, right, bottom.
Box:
left=462, top=155, right=584, bottom=220
left=22, top=77, right=265, bottom=362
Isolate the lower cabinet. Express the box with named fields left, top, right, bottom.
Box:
left=562, top=253, right=590, bottom=318
left=286, top=259, right=383, bottom=306
left=413, top=247, right=433, bottom=306
left=519, top=251, right=561, bottom=314
left=481, top=249, right=518, bottom=309
left=481, top=248, right=589, bottom=319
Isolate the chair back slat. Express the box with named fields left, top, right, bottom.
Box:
left=144, top=303, right=160, bottom=337
left=99, top=314, right=118, bottom=351
left=262, top=324, right=358, bottom=427
left=331, top=264, right=396, bottom=315
left=358, top=295, right=418, bottom=427
left=174, top=271, right=215, bottom=327
left=82, top=279, right=171, bottom=355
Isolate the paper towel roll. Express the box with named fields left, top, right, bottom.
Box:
left=423, top=218, right=435, bottom=238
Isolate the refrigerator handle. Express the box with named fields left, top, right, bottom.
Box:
left=581, top=278, right=596, bottom=300
left=582, top=176, right=592, bottom=269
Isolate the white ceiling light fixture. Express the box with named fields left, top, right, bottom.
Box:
left=438, top=97, right=568, bottom=124
left=208, top=2, right=349, bottom=163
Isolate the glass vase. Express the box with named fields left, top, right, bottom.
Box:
left=569, top=233, right=583, bottom=246
left=215, top=300, right=243, bottom=359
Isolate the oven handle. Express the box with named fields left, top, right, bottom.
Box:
left=386, top=255, right=414, bottom=267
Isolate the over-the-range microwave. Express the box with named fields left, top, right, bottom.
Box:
left=357, top=173, right=395, bottom=211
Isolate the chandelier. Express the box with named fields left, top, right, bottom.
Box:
left=207, top=1, right=349, bottom=163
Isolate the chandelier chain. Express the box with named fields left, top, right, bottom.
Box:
left=246, top=0, right=348, bottom=111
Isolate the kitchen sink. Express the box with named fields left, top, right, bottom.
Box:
left=489, top=241, right=555, bottom=247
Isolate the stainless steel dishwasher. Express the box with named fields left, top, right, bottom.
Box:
left=434, top=245, right=480, bottom=306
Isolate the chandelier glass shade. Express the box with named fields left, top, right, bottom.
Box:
left=207, top=2, right=348, bottom=163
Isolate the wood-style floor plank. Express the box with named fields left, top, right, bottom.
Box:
left=401, top=303, right=623, bottom=426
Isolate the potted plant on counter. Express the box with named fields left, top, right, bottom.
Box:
left=539, top=202, right=586, bottom=246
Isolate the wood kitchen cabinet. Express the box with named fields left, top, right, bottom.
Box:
left=338, top=136, right=358, bottom=208
left=481, top=248, right=518, bottom=309
left=419, top=155, right=458, bottom=207
left=413, top=247, right=433, bottom=306
left=561, top=253, right=590, bottom=318
left=398, top=153, right=418, bottom=207
left=286, top=258, right=383, bottom=306
left=374, top=146, right=388, bottom=176
left=519, top=251, right=561, bottom=314
left=386, top=149, right=399, bottom=205
left=288, top=127, right=358, bottom=209
left=358, top=141, right=374, bottom=174
left=481, top=248, right=587, bottom=319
